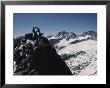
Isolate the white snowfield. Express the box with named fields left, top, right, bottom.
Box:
left=51, top=34, right=97, bottom=76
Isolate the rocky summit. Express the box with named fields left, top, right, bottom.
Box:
left=13, top=27, right=72, bottom=75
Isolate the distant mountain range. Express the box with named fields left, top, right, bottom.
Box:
left=14, top=30, right=97, bottom=75
left=47, top=31, right=97, bottom=75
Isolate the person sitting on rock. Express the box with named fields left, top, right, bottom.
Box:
left=32, top=27, right=38, bottom=40
left=36, top=27, right=44, bottom=38
left=32, top=27, right=35, bottom=33
left=34, top=27, right=44, bottom=37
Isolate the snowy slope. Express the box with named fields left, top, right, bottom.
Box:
left=47, top=31, right=97, bottom=75
left=64, top=40, right=97, bottom=75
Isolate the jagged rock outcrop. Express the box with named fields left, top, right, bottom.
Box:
left=14, top=28, right=72, bottom=75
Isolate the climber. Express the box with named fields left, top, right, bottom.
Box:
left=32, top=27, right=35, bottom=33
left=36, top=27, right=44, bottom=38
left=32, top=26, right=38, bottom=40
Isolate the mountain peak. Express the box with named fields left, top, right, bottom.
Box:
left=55, top=31, right=76, bottom=40
left=80, top=31, right=97, bottom=40
left=57, top=31, right=68, bottom=36
left=81, top=31, right=97, bottom=36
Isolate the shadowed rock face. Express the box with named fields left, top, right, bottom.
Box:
left=31, top=44, right=72, bottom=75
left=14, top=32, right=72, bottom=75
left=60, top=51, right=86, bottom=60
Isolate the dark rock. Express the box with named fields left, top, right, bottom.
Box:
left=61, top=51, right=86, bottom=60
left=14, top=28, right=72, bottom=75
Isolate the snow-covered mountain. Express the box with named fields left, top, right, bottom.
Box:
left=47, top=31, right=97, bottom=75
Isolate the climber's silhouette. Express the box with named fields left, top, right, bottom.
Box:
left=32, top=26, right=44, bottom=40
left=32, top=27, right=38, bottom=40
left=36, top=27, right=44, bottom=36
left=32, top=27, right=35, bottom=33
